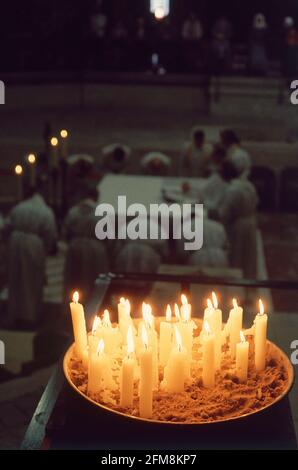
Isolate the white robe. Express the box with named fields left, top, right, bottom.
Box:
left=8, top=194, right=57, bottom=324
left=226, top=145, right=251, bottom=179
left=63, top=199, right=109, bottom=302
left=180, top=141, right=213, bottom=176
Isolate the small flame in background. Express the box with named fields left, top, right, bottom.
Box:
left=73, top=291, right=79, bottom=303
left=166, top=304, right=172, bottom=322
left=174, top=326, right=182, bottom=351
left=174, top=303, right=180, bottom=320
left=240, top=330, right=246, bottom=343
left=232, top=298, right=238, bottom=309
left=211, top=292, right=218, bottom=309
left=259, top=299, right=264, bottom=315
left=92, top=316, right=101, bottom=335
left=97, top=338, right=105, bottom=355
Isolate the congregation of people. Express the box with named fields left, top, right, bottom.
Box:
left=0, top=126, right=259, bottom=329
left=2, top=0, right=297, bottom=77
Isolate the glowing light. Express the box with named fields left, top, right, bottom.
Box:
left=211, top=292, right=218, bottom=309
left=259, top=299, right=264, bottom=316
left=240, top=331, right=246, bottom=343
left=150, top=0, right=169, bottom=20
left=27, top=153, right=36, bottom=164
left=50, top=137, right=58, bottom=146
left=92, top=316, right=101, bottom=335
left=97, top=339, right=104, bottom=355
left=207, top=298, right=213, bottom=309
left=181, top=294, right=188, bottom=305
left=142, top=302, right=153, bottom=328
left=15, top=165, right=23, bottom=175
left=174, top=303, right=180, bottom=320
left=72, top=291, right=79, bottom=303
left=60, top=129, right=68, bottom=138
left=232, top=298, right=238, bottom=309
left=103, top=309, right=111, bottom=327
left=166, top=304, right=172, bottom=322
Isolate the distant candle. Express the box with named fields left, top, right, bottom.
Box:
left=202, top=321, right=215, bottom=388
left=69, top=291, right=88, bottom=361
left=60, top=129, right=68, bottom=159
left=88, top=315, right=102, bottom=353
left=139, top=325, right=153, bottom=419
left=27, top=153, right=37, bottom=187
left=50, top=137, right=59, bottom=168
left=254, top=299, right=268, bottom=372
left=236, top=331, right=249, bottom=383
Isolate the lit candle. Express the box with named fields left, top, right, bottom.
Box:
left=88, top=339, right=109, bottom=395
left=120, top=326, right=135, bottom=407
left=14, top=164, right=23, bottom=200
left=69, top=291, right=88, bottom=361
left=203, top=293, right=222, bottom=369
left=139, top=303, right=158, bottom=388
left=159, top=305, right=173, bottom=367
left=254, top=299, right=268, bottom=372
left=174, top=303, right=180, bottom=321
left=163, top=327, right=188, bottom=393
left=60, top=129, right=68, bottom=159
left=118, top=298, right=132, bottom=339
left=229, top=298, right=243, bottom=359
left=88, top=315, right=102, bottom=353
left=139, top=325, right=153, bottom=419
left=202, top=321, right=215, bottom=388
left=177, top=294, right=193, bottom=365
left=50, top=137, right=59, bottom=169
left=27, top=153, right=37, bottom=187
left=236, top=331, right=249, bottom=383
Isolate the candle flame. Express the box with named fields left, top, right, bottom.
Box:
left=72, top=291, right=79, bottom=303
left=259, top=299, right=264, bottom=315
left=60, top=129, right=68, bottom=138
left=232, top=298, right=238, bottom=309
left=127, top=325, right=134, bottom=356
left=240, top=330, right=246, bottom=343
left=119, top=297, right=125, bottom=304
left=142, top=302, right=153, bottom=328
left=141, top=324, right=148, bottom=349
left=204, top=320, right=211, bottom=335
left=97, top=338, right=104, bottom=355
left=181, top=305, right=191, bottom=322
left=174, top=303, right=180, bottom=320
left=174, top=326, right=182, bottom=352
left=103, top=309, right=111, bottom=327
left=166, top=304, right=172, bottom=322
left=92, top=316, right=101, bottom=335
left=206, top=298, right=213, bottom=309
left=181, top=294, right=188, bottom=305
left=211, top=291, right=218, bottom=309
left=27, top=153, right=36, bottom=164
left=50, top=137, right=58, bottom=146
left=15, top=164, right=23, bottom=175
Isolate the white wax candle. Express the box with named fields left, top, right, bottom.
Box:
left=69, top=291, right=88, bottom=361
left=229, top=298, right=243, bottom=359
left=118, top=298, right=133, bottom=339
left=139, top=326, right=153, bottom=419
left=163, top=327, right=188, bottom=392
left=60, top=129, right=68, bottom=159
left=254, top=299, right=268, bottom=372
left=120, top=326, right=135, bottom=407
left=87, top=339, right=109, bottom=395
left=236, top=331, right=249, bottom=382
left=202, top=321, right=215, bottom=388
left=159, top=305, right=173, bottom=367
left=203, top=294, right=222, bottom=369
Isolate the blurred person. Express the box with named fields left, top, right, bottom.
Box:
left=211, top=16, right=232, bottom=73
left=90, top=0, right=107, bottom=39
left=102, top=143, right=131, bottom=174
left=220, top=129, right=251, bottom=178
left=67, top=154, right=95, bottom=206
left=203, top=146, right=229, bottom=212
left=212, top=160, right=258, bottom=279
left=180, top=128, right=213, bottom=176
left=141, top=151, right=171, bottom=176
left=63, top=186, right=109, bottom=303
left=250, top=13, right=269, bottom=75
left=6, top=185, right=57, bottom=328
left=182, top=12, right=203, bottom=40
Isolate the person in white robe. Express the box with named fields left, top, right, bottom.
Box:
left=7, top=188, right=57, bottom=327
left=101, top=143, right=131, bottom=174
left=180, top=128, right=213, bottom=176
left=140, top=152, right=171, bottom=176
left=220, top=129, right=251, bottom=178
left=215, top=160, right=258, bottom=279
left=63, top=186, right=109, bottom=303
